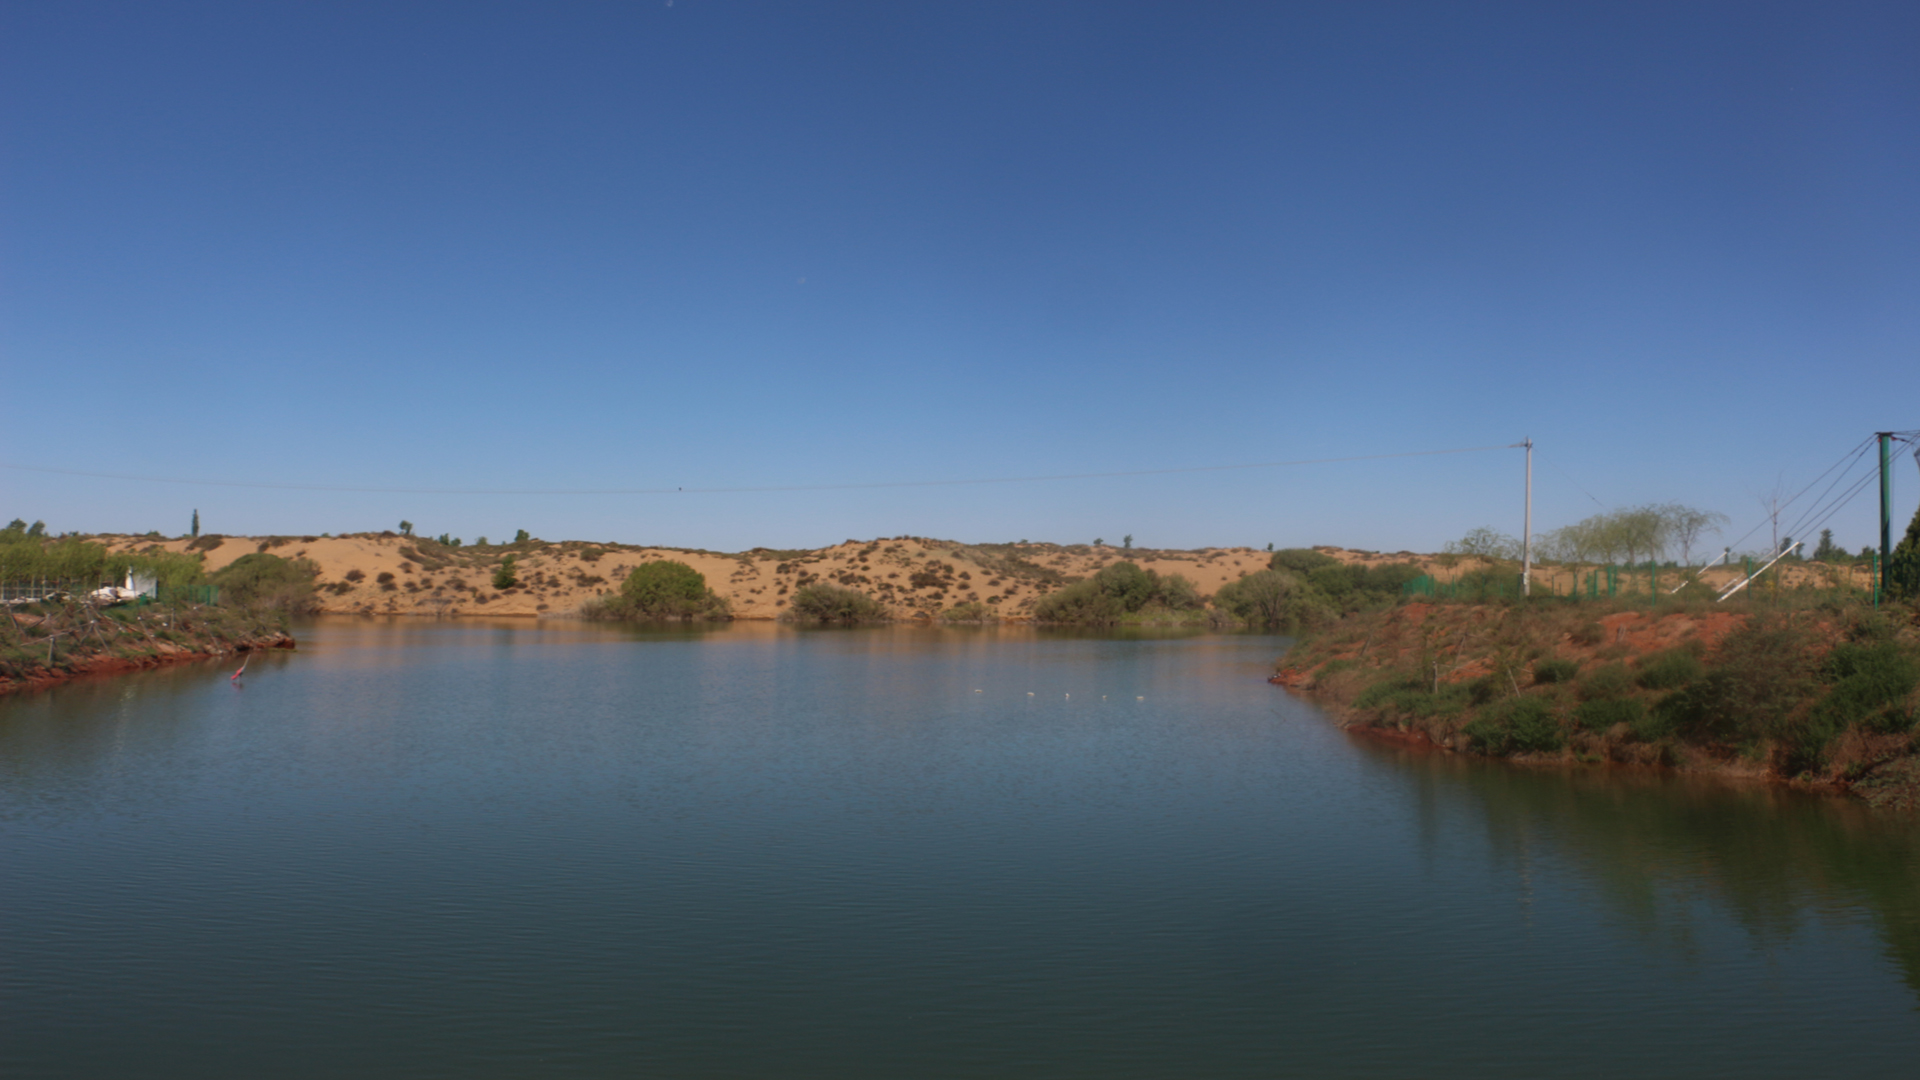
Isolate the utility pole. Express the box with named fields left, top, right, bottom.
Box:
left=1881, top=432, right=1894, bottom=598
left=1522, top=437, right=1533, bottom=598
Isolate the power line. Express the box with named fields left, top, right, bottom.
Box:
left=0, top=443, right=1521, bottom=497
left=1715, top=435, right=1877, bottom=555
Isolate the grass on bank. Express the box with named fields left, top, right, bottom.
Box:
left=1282, top=591, right=1920, bottom=793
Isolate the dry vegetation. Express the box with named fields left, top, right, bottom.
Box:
left=1275, top=595, right=1920, bottom=807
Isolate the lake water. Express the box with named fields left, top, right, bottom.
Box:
left=3, top=617, right=1919, bottom=1078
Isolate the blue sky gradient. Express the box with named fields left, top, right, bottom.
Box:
left=4, top=1, right=1916, bottom=552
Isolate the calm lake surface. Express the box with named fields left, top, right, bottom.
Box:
left=4, top=617, right=1920, bottom=1078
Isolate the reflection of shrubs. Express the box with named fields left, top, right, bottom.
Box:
left=787, top=584, right=888, bottom=624
left=211, top=553, right=319, bottom=612
left=586, top=560, right=729, bottom=620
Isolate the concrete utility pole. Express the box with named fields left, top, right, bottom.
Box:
left=1881, top=432, right=1895, bottom=597
left=1522, top=438, right=1533, bottom=597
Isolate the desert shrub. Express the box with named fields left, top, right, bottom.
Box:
left=1093, top=561, right=1156, bottom=610
left=1032, top=580, right=1123, bottom=624
left=787, top=584, right=888, bottom=624
left=344, top=569, right=366, bottom=583
left=1158, top=573, right=1204, bottom=610
left=1570, top=620, right=1607, bottom=646
left=1213, top=569, right=1333, bottom=629
left=1635, top=649, right=1703, bottom=690
left=1658, top=616, right=1821, bottom=751
left=1573, top=696, right=1645, bottom=733
left=1377, top=683, right=1471, bottom=721
left=1270, top=548, right=1338, bottom=575
left=939, top=601, right=995, bottom=623
left=1465, top=696, right=1564, bottom=756
left=1032, top=561, right=1202, bottom=624
left=1811, top=641, right=1920, bottom=735
left=210, top=553, right=319, bottom=612
left=492, top=556, right=518, bottom=590
left=1532, top=658, right=1581, bottom=684
left=186, top=534, right=225, bottom=552
left=1577, top=663, right=1634, bottom=701
left=593, top=560, right=728, bottom=619
left=1354, top=676, right=1420, bottom=711
left=376, top=571, right=395, bottom=585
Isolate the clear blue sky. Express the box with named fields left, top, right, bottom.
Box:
left=4, top=1, right=1916, bottom=553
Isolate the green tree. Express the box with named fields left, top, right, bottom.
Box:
left=514, top=529, right=530, bottom=543
left=1213, top=569, right=1327, bottom=628
left=210, top=553, right=318, bottom=612
left=191, top=509, right=200, bottom=539
left=1889, top=503, right=1920, bottom=599
left=1122, top=534, right=1133, bottom=549
left=492, top=555, right=518, bottom=590
left=603, top=560, right=728, bottom=619
left=1812, top=528, right=1840, bottom=562
left=399, top=520, right=414, bottom=536
left=787, top=583, right=887, bottom=624
left=1445, top=527, right=1520, bottom=561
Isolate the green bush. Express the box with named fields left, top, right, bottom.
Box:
left=492, top=555, right=518, bottom=590
left=586, top=560, right=728, bottom=620
left=1270, top=548, right=1339, bottom=575
left=1213, top=569, right=1334, bottom=629
left=1031, top=580, right=1124, bottom=624
left=1573, top=696, right=1646, bottom=733
left=210, top=553, right=319, bottom=612
left=787, top=583, right=888, bottom=624
left=1354, top=677, right=1419, bottom=711
left=1811, top=641, right=1920, bottom=735
left=1532, top=658, right=1581, bottom=684
left=1033, top=561, right=1205, bottom=624
left=1577, top=663, right=1634, bottom=701
left=1635, top=649, right=1703, bottom=690
left=939, top=601, right=995, bottom=623
left=1093, top=561, right=1156, bottom=611
left=1465, top=696, right=1564, bottom=756
left=1571, top=621, right=1607, bottom=647
left=1655, top=616, right=1819, bottom=748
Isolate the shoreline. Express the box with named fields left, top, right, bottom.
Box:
left=1, top=624, right=296, bottom=697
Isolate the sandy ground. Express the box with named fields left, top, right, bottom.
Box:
left=101, top=533, right=1277, bottom=619
left=98, top=534, right=1875, bottom=620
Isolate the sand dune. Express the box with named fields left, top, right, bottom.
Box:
left=98, top=533, right=1875, bottom=619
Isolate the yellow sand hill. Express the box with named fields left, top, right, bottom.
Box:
left=102, top=533, right=1287, bottom=620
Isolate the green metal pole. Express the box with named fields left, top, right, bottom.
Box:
left=1881, top=432, right=1894, bottom=599
left=1874, top=551, right=1882, bottom=609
